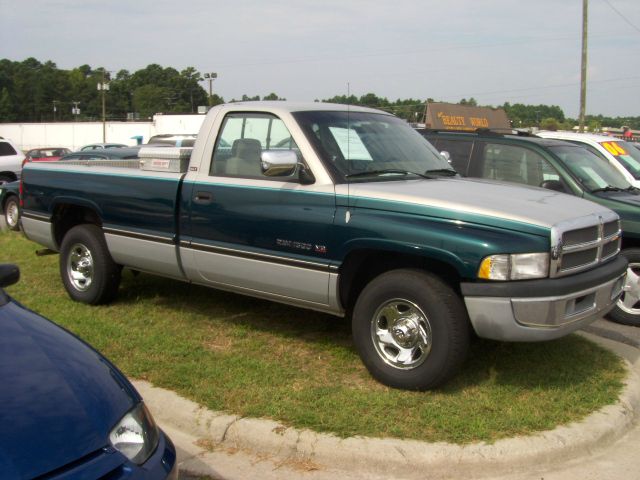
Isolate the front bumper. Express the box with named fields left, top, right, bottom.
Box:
left=462, top=256, right=628, bottom=342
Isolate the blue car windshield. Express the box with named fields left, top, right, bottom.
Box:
left=293, top=110, right=453, bottom=182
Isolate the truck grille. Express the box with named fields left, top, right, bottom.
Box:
left=550, top=212, right=621, bottom=278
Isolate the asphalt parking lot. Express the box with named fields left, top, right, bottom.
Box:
left=586, top=316, right=640, bottom=347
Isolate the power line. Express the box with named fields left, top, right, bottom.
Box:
left=601, top=0, right=640, bottom=34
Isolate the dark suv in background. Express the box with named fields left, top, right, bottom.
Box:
left=421, top=129, right=640, bottom=327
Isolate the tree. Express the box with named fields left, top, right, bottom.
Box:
left=540, top=117, right=560, bottom=131
left=262, top=92, right=286, bottom=101
left=0, top=87, right=14, bottom=121
left=132, top=85, right=170, bottom=118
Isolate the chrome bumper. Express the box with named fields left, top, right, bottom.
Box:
left=464, top=272, right=625, bottom=342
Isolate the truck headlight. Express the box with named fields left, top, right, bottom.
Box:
left=478, top=253, right=549, bottom=280
left=110, top=403, right=159, bottom=465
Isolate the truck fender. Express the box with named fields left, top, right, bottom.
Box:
left=340, top=238, right=468, bottom=276
left=50, top=196, right=104, bottom=220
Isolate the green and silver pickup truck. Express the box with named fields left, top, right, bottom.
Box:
left=19, top=102, right=627, bottom=390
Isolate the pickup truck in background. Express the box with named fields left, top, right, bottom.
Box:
left=20, top=102, right=627, bottom=390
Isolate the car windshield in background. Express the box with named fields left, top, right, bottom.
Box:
left=599, top=140, right=640, bottom=180
left=293, top=111, right=453, bottom=182
left=549, top=145, right=632, bottom=192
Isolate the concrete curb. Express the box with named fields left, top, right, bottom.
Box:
left=134, top=333, right=640, bottom=479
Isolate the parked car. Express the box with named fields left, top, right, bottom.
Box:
left=80, top=143, right=128, bottom=151
left=0, top=264, right=178, bottom=479
left=422, top=128, right=640, bottom=326
left=0, top=137, right=25, bottom=185
left=60, top=147, right=141, bottom=161
left=0, top=181, right=20, bottom=231
left=537, top=131, right=640, bottom=189
left=25, top=147, right=71, bottom=162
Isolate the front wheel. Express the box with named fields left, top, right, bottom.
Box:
left=59, top=224, right=121, bottom=305
left=352, top=269, right=470, bottom=390
left=4, top=195, right=20, bottom=231
left=608, top=248, right=640, bottom=327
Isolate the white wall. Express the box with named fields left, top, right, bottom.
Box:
left=0, top=114, right=207, bottom=151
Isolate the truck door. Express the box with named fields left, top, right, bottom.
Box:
left=181, top=112, right=337, bottom=309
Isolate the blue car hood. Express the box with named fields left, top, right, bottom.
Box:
left=0, top=299, right=138, bottom=479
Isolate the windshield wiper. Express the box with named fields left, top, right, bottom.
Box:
left=345, top=169, right=431, bottom=179
left=591, top=185, right=627, bottom=193
left=424, top=168, right=458, bottom=177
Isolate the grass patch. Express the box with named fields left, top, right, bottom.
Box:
left=0, top=231, right=626, bottom=444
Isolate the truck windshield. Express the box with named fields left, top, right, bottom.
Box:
left=293, top=110, right=454, bottom=182
left=549, top=145, right=632, bottom=192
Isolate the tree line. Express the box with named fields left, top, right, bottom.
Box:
left=1, top=58, right=638, bottom=131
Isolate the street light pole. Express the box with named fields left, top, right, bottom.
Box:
left=204, top=72, right=217, bottom=107
left=72, top=101, right=80, bottom=121
left=97, top=71, right=110, bottom=142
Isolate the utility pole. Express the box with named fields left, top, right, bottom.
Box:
left=52, top=100, right=58, bottom=122
left=579, top=0, right=588, bottom=133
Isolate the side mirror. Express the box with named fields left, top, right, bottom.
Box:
left=440, top=151, right=452, bottom=163
left=261, top=150, right=298, bottom=177
left=0, top=264, right=20, bottom=288
left=540, top=180, right=567, bottom=193
left=260, top=150, right=315, bottom=184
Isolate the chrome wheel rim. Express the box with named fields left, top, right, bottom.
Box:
left=6, top=201, right=19, bottom=228
left=617, top=264, right=640, bottom=315
left=67, top=243, right=94, bottom=291
left=370, top=299, right=432, bottom=370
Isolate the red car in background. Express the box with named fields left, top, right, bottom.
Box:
left=25, top=147, right=72, bottom=162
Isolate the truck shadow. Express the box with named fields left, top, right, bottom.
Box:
left=114, top=271, right=618, bottom=394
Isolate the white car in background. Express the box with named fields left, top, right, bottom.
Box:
left=537, top=131, right=640, bottom=188
left=0, top=137, right=25, bottom=185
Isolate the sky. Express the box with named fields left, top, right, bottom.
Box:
left=0, top=0, right=639, bottom=118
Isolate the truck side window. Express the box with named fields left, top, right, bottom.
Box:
left=432, top=139, right=473, bottom=175
left=481, top=143, right=559, bottom=188
left=210, top=113, right=300, bottom=179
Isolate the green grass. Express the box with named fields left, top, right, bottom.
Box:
left=0, top=231, right=626, bottom=444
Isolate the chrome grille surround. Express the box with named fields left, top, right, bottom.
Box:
left=550, top=211, right=621, bottom=278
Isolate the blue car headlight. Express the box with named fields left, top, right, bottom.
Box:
left=109, top=403, right=160, bottom=465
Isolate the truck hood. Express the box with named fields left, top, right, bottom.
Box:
left=0, top=299, right=137, bottom=478
left=343, top=177, right=614, bottom=230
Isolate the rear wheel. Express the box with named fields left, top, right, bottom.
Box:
left=59, top=224, right=121, bottom=304
left=0, top=175, right=13, bottom=186
left=4, top=196, right=20, bottom=231
left=608, top=248, right=640, bottom=327
left=352, top=269, right=470, bottom=390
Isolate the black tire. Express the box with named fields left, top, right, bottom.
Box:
left=0, top=175, right=13, bottom=186
left=607, top=248, right=640, bottom=327
left=4, top=195, right=20, bottom=231
left=59, top=224, right=121, bottom=305
left=352, top=269, right=470, bottom=390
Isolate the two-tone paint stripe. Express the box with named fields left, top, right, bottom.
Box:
left=183, top=240, right=339, bottom=274
left=103, top=226, right=338, bottom=274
